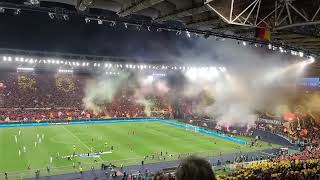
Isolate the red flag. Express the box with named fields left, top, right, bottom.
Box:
left=256, top=21, right=271, bottom=41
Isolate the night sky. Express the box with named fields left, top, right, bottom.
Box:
left=0, top=11, right=194, bottom=60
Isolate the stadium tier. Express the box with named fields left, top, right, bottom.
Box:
left=0, top=69, right=318, bottom=179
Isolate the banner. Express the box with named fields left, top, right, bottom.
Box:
left=257, top=118, right=283, bottom=125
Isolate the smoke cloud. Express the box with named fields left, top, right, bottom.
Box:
left=82, top=36, right=311, bottom=127
left=171, top=37, right=307, bottom=127
left=82, top=73, right=129, bottom=113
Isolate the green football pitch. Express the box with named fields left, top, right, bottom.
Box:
left=0, top=121, right=277, bottom=178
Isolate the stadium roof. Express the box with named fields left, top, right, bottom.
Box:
left=1, top=0, right=320, bottom=74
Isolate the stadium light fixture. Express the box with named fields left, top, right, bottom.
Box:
left=147, top=75, right=154, bottom=82
left=268, top=44, right=272, bottom=50
left=106, top=71, right=118, bottom=75
left=58, top=69, right=73, bottom=73
left=85, top=18, right=90, bottom=24
left=109, top=21, right=116, bottom=27
left=17, top=67, right=34, bottom=72
left=29, top=0, right=40, bottom=5
left=242, top=41, right=247, bottom=46
left=186, top=31, right=191, bottom=38
left=48, top=12, right=55, bottom=19
left=0, top=8, right=5, bottom=13
left=299, top=52, right=304, bottom=57
left=218, top=67, right=226, bottom=72
left=63, top=15, right=69, bottom=21
left=14, top=9, right=21, bottom=15
left=279, top=47, right=284, bottom=53
left=3, top=56, right=7, bottom=61
left=98, top=20, right=103, bottom=25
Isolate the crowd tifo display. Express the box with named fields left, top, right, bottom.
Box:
left=0, top=72, right=172, bottom=121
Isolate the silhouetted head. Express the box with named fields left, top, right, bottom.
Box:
left=176, top=156, right=216, bottom=180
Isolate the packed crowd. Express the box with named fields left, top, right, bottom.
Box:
left=0, top=72, right=172, bottom=121
left=141, top=147, right=320, bottom=180
left=256, top=112, right=320, bottom=146
left=218, top=147, right=320, bottom=180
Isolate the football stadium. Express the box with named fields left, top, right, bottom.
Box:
left=0, top=0, right=320, bottom=180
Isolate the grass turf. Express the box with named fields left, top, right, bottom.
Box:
left=0, top=121, right=278, bottom=178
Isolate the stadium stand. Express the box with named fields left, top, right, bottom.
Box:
left=1, top=71, right=320, bottom=180
left=141, top=147, right=320, bottom=180
left=0, top=72, right=171, bottom=121
left=217, top=147, right=320, bottom=180
left=0, top=72, right=319, bottom=146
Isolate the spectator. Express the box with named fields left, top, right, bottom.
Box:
left=153, top=172, right=167, bottom=180
left=175, top=156, right=216, bottom=180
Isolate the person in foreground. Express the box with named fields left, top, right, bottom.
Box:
left=175, top=156, right=217, bottom=180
